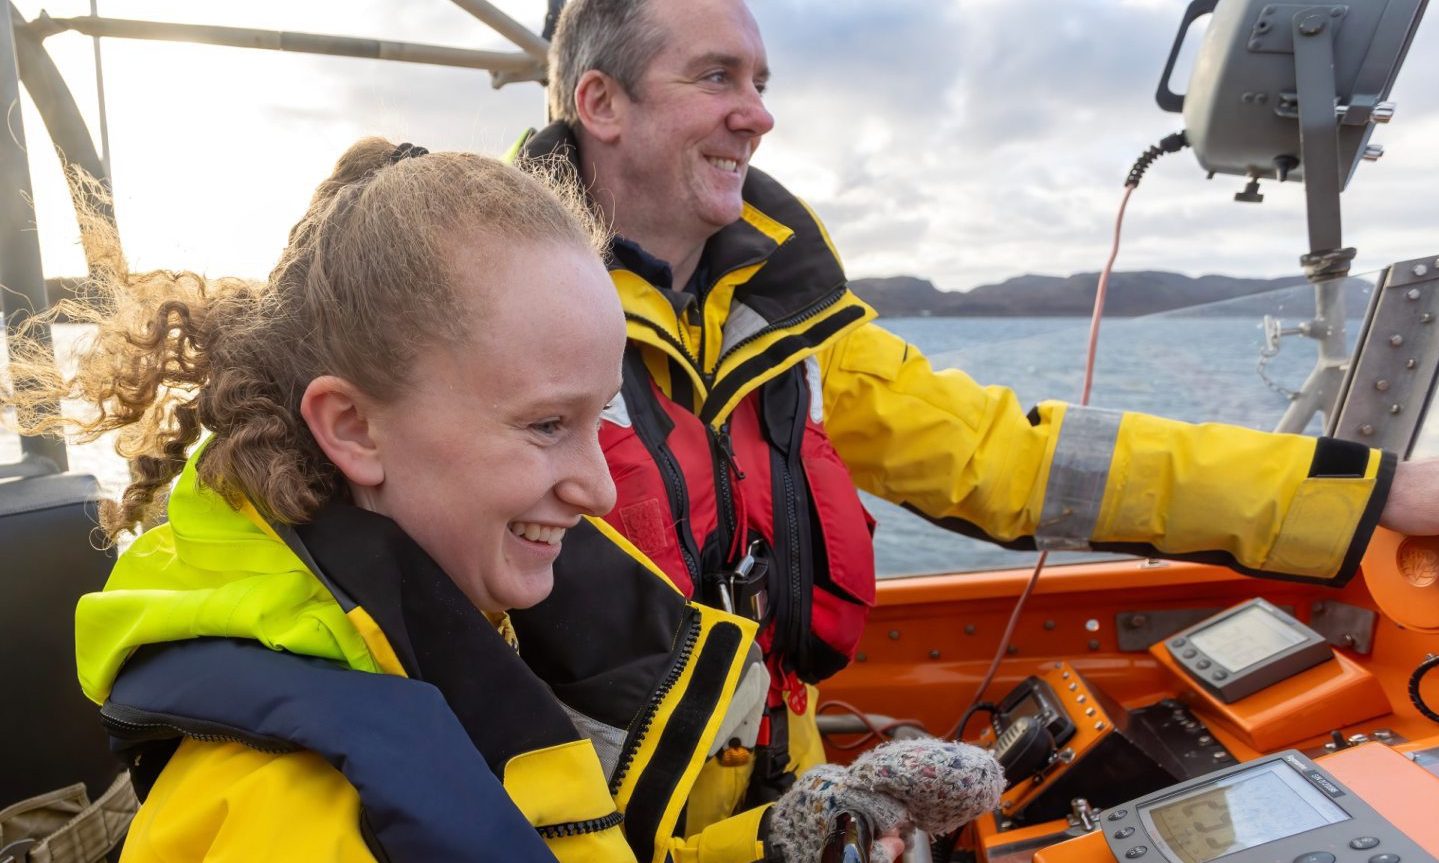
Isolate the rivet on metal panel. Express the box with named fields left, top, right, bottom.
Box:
left=1007, top=645, right=1020, bottom=655
left=1095, top=721, right=1107, bottom=731
left=1414, top=263, right=1431, bottom=277
left=929, top=649, right=941, bottom=660
left=964, top=624, right=977, bottom=635
left=1423, top=313, right=1434, bottom=324
left=856, top=652, right=867, bottom=662
left=1085, top=619, right=1100, bottom=632
left=1088, top=639, right=1101, bottom=651
left=1043, top=620, right=1057, bottom=631
left=1391, top=334, right=1405, bottom=347
left=1375, top=379, right=1390, bottom=391
left=888, top=629, right=900, bottom=640
left=1298, top=15, right=1326, bottom=35
left=1407, top=288, right=1422, bottom=300
left=1407, top=359, right=1419, bottom=369
left=1390, top=404, right=1403, bottom=415
left=1128, top=615, right=1149, bottom=629
left=1359, top=424, right=1375, bottom=435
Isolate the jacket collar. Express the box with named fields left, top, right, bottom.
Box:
left=521, top=122, right=875, bottom=423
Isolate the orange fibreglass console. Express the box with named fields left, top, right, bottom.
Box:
left=974, top=662, right=1121, bottom=821
left=1030, top=741, right=1439, bottom=863
left=1147, top=641, right=1389, bottom=751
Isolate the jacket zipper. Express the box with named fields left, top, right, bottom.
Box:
left=609, top=607, right=702, bottom=795
left=778, top=460, right=806, bottom=668
left=713, top=286, right=847, bottom=371
left=535, top=810, right=625, bottom=838
left=656, top=439, right=702, bottom=585
left=101, top=702, right=298, bottom=754
left=710, top=423, right=744, bottom=568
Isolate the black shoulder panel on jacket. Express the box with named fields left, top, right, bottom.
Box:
left=512, top=519, right=685, bottom=730
left=734, top=167, right=848, bottom=323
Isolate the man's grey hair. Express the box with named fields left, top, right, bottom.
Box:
left=547, top=0, right=669, bottom=125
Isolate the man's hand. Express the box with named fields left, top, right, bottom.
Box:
left=1379, top=458, right=1439, bottom=536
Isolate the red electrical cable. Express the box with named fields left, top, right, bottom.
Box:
left=953, top=184, right=1138, bottom=738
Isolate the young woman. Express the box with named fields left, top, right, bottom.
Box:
left=6, top=139, right=1000, bottom=862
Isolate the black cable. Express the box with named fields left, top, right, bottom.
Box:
left=1410, top=653, right=1439, bottom=724
left=1125, top=131, right=1189, bottom=188
left=952, top=701, right=997, bottom=741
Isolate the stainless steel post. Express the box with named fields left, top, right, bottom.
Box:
left=1, top=2, right=67, bottom=472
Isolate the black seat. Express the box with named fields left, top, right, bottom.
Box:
left=0, top=471, right=120, bottom=806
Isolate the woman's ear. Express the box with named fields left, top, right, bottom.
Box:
left=300, top=375, right=385, bottom=490
left=574, top=69, right=627, bottom=144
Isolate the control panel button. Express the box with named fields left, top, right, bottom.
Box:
left=1182, top=648, right=1198, bottom=659
left=1170, top=637, right=1186, bottom=647
left=1212, top=670, right=1229, bottom=680
left=1350, top=838, right=1380, bottom=850
left=1125, top=847, right=1148, bottom=859
left=1107, top=809, right=1127, bottom=821
left=1293, top=853, right=1336, bottom=863
left=1113, top=827, right=1135, bottom=839
left=1368, top=854, right=1400, bottom=863
left=1197, top=659, right=1212, bottom=669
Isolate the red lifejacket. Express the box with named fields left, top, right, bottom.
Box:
left=600, top=349, right=876, bottom=686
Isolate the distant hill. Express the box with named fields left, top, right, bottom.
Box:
left=848, top=271, right=1316, bottom=317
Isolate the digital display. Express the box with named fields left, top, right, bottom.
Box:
left=1008, top=694, right=1044, bottom=723
left=1140, top=762, right=1348, bottom=863
left=1188, top=605, right=1306, bottom=673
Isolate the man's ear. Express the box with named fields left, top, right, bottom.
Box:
left=300, top=375, right=385, bottom=490
left=574, top=69, right=627, bottom=144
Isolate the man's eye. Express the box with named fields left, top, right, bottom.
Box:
left=755, top=79, right=768, bottom=96
left=532, top=419, right=563, bottom=436
left=703, top=70, right=728, bottom=84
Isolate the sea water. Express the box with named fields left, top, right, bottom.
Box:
left=6, top=278, right=1437, bottom=577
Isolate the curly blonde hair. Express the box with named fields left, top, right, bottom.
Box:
left=4, top=138, right=603, bottom=540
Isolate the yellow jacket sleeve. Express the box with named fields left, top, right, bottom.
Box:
left=121, top=739, right=375, bottom=863
left=667, top=804, right=771, bottom=863
left=817, top=321, right=1394, bottom=584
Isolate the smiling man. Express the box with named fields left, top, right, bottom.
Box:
left=517, top=0, right=1439, bottom=842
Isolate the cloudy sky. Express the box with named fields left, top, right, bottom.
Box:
left=11, top=0, right=1439, bottom=292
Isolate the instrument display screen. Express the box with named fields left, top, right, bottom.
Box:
left=1139, top=761, right=1348, bottom=863
left=1187, top=604, right=1307, bottom=673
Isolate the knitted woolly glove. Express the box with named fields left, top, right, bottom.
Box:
left=767, top=739, right=1005, bottom=863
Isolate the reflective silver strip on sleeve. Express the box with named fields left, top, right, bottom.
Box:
left=1035, top=405, right=1123, bottom=552
left=804, top=355, right=824, bottom=423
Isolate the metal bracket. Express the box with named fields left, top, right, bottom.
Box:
left=1329, top=254, right=1439, bottom=453
left=1246, top=4, right=1348, bottom=54
left=1115, top=608, right=1223, bottom=651
left=1309, top=599, right=1376, bottom=653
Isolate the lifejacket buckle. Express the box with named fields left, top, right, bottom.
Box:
left=729, top=540, right=769, bottom=622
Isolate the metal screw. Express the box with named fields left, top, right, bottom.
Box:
left=1007, top=645, right=1020, bottom=656
left=1414, top=263, right=1430, bottom=277
left=1376, top=379, right=1391, bottom=392
left=1128, top=614, right=1148, bottom=629
left=1359, top=424, right=1375, bottom=436
left=888, top=629, right=900, bottom=640
left=1044, top=619, right=1057, bottom=631
left=1407, top=288, right=1422, bottom=300
left=1424, top=313, right=1434, bottom=324
left=929, top=649, right=941, bottom=660
left=1088, top=639, right=1102, bottom=651
left=1373, top=728, right=1395, bottom=741
left=1095, top=721, right=1107, bottom=731
left=1390, top=404, right=1403, bottom=415
left=1407, top=359, right=1419, bottom=369
left=1298, top=15, right=1327, bottom=35
left=963, top=624, right=976, bottom=636
left=856, top=652, right=867, bottom=662
left=1085, top=707, right=1096, bottom=717
left=1391, top=334, right=1405, bottom=347
left=1213, top=751, right=1229, bottom=761
left=1362, top=144, right=1385, bottom=162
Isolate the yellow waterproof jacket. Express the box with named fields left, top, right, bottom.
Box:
left=74, top=449, right=771, bottom=862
